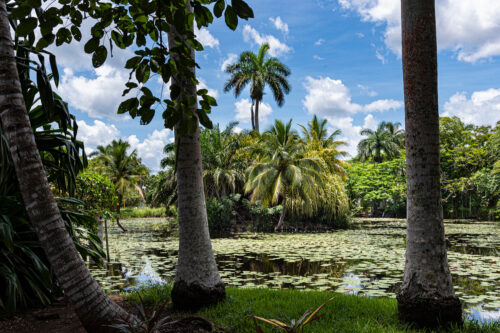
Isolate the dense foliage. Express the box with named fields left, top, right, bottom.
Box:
left=348, top=117, right=499, bottom=219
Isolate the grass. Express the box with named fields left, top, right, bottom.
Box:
left=120, top=286, right=500, bottom=333
left=120, top=207, right=166, bottom=218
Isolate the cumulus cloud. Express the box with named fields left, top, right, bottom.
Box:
left=128, top=129, right=173, bottom=172
left=242, top=25, right=292, bottom=57
left=357, top=84, right=378, bottom=97
left=269, top=16, right=289, bottom=34
left=221, top=53, right=238, bottom=71
left=77, top=120, right=120, bottom=153
left=58, top=65, right=130, bottom=119
left=194, top=26, right=220, bottom=48
left=234, top=99, right=273, bottom=125
left=302, top=76, right=402, bottom=119
left=329, top=114, right=379, bottom=158
left=313, top=55, right=325, bottom=60
left=339, top=0, right=500, bottom=63
left=442, top=88, right=500, bottom=126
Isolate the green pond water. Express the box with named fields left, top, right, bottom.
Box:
left=90, top=218, right=500, bottom=322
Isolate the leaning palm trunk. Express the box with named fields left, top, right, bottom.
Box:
left=274, top=196, right=286, bottom=232
left=398, top=0, right=462, bottom=327
left=168, top=4, right=225, bottom=310
left=0, top=1, right=132, bottom=331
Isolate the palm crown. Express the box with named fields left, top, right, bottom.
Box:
left=357, top=122, right=404, bottom=163
left=224, top=43, right=291, bottom=133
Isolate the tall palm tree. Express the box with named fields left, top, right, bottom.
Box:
left=168, top=3, right=225, bottom=309
left=201, top=122, right=246, bottom=199
left=357, top=122, right=401, bottom=162
left=0, top=1, right=131, bottom=330
left=299, top=115, right=348, bottom=177
left=245, top=119, right=324, bottom=231
left=398, top=0, right=462, bottom=328
left=224, top=43, right=291, bottom=133
left=90, top=139, right=148, bottom=231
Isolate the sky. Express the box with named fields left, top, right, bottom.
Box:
left=48, top=0, right=500, bottom=172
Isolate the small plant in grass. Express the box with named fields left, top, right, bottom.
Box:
left=250, top=297, right=335, bottom=332
left=110, top=293, right=171, bottom=333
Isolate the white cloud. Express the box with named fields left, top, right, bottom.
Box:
left=128, top=129, right=173, bottom=172
left=194, top=26, right=219, bottom=49
left=58, top=65, right=130, bottom=119
left=356, top=32, right=365, bottom=38
left=242, top=25, right=292, bottom=57
left=77, top=120, right=120, bottom=152
left=302, top=76, right=402, bottom=119
left=330, top=114, right=379, bottom=158
left=339, top=0, right=500, bottom=63
left=269, top=16, right=289, bottom=34
left=221, top=53, right=237, bottom=71
left=313, top=55, right=325, bottom=60
left=442, top=88, right=500, bottom=126
left=234, top=99, right=273, bottom=125
left=315, top=38, right=325, bottom=46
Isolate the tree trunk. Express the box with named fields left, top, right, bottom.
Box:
left=116, top=193, right=127, bottom=232
left=398, top=0, right=462, bottom=328
left=168, top=3, right=225, bottom=311
left=254, top=99, right=260, bottom=133
left=274, top=197, right=286, bottom=232
left=0, top=1, right=133, bottom=331
left=250, top=100, right=255, bottom=130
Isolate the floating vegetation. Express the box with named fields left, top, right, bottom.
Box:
left=89, top=218, right=500, bottom=322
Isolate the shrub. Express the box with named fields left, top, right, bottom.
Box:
left=206, top=196, right=236, bottom=233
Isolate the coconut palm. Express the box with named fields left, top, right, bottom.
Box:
left=90, top=139, right=148, bottom=231
left=245, top=119, right=324, bottom=231
left=201, top=122, right=246, bottom=199
left=224, top=43, right=291, bottom=133
left=0, top=1, right=131, bottom=330
left=357, top=122, right=401, bottom=162
left=299, top=115, right=348, bottom=177
left=167, top=4, right=225, bottom=309
left=398, top=0, right=462, bottom=327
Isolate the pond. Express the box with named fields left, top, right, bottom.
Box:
left=90, top=218, right=500, bottom=322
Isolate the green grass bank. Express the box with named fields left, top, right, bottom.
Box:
left=121, top=286, right=500, bottom=332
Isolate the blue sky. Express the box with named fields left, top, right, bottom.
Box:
left=49, top=0, right=500, bottom=171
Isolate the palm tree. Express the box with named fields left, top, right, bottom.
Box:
left=299, top=115, right=348, bottom=177
left=0, top=1, right=132, bottom=330
left=90, top=139, right=148, bottom=231
left=245, top=119, right=324, bottom=231
left=357, top=122, right=401, bottom=162
left=200, top=122, right=246, bottom=199
left=398, top=0, right=462, bottom=328
left=167, top=3, right=225, bottom=309
left=382, top=121, right=405, bottom=148
left=224, top=43, right=291, bottom=133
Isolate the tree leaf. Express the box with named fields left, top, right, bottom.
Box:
left=224, top=6, right=238, bottom=31
left=214, top=0, right=225, bottom=18
left=16, top=17, right=38, bottom=37
left=92, top=46, right=107, bottom=68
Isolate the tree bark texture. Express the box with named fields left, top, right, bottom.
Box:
left=254, top=99, right=260, bottom=133
left=168, top=3, right=225, bottom=310
left=398, top=0, right=462, bottom=328
left=0, top=1, right=133, bottom=331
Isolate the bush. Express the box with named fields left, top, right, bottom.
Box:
left=120, top=207, right=166, bottom=218
left=206, top=196, right=237, bottom=233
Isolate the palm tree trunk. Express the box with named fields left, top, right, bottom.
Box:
left=116, top=193, right=127, bottom=232
left=254, top=99, right=260, bottom=133
left=398, top=0, right=462, bottom=328
left=250, top=100, right=255, bottom=130
left=274, top=197, right=286, bottom=232
left=168, top=3, right=225, bottom=310
left=0, top=1, right=132, bottom=330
